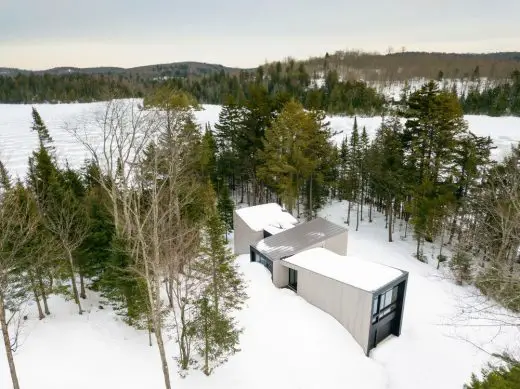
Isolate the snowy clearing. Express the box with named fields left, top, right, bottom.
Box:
left=1, top=102, right=520, bottom=179
left=1, top=200, right=519, bottom=389
left=1, top=102, right=520, bottom=389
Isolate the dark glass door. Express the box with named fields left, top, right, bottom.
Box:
left=288, top=268, right=298, bottom=291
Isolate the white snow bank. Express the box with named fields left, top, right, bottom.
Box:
left=283, top=247, right=403, bottom=291
left=235, top=203, right=298, bottom=232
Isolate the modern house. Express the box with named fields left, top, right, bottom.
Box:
left=281, top=248, right=408, bottom=356
left=233, top=203, right=298, bottom=255
left=235, top=205, right=408, bottom=356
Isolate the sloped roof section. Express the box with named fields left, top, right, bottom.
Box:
left=282, top=247, right=404, bottom=292
left=254, top=217, right=347, bottom=261
left=235, top=203, right=298, bottom=232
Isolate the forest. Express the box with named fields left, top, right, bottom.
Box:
left=1, top=55, right=520, bottom=116
left=1, top=77, right=520, bottom=388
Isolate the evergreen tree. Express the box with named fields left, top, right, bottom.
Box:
left=200, top=124, right=218, bottom=187
left=401, top=81, right=466, bottom=259
left=217, top=184, right=234, bottom=242
left=348, top=118, right=361, bottom=230
left=259, top=100, right=331, bottom=216
left=31, top=107, right=53, bottom=147
left=195, top=206, right=246, bottom=375
left=465, top=358, right=520, bottom=389
left=369, top=115, right=406, bottom=242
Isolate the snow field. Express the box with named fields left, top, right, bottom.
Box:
left=1, top=102, right=519, bottom=182
left=0, top=102, right=519, bottom=389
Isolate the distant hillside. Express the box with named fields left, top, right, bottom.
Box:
left=0, top=61, right=246, bottom=79
left=301, top=51, right=520, bottom=81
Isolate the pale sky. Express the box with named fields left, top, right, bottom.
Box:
left=0, top=0, right=519, bottom=70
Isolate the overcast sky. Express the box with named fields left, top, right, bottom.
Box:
left=0, top=0, right=519, bottom=69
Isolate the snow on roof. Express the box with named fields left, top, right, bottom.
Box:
left=254, top=217, right=347, bottom=261
left=235, top=203, right=298, bottom=232
left=282, top=247, right=403, bottom=292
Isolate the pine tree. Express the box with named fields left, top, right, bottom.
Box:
left=259, top=100, right=331, bottom=216
left=360, top=126, right=370, bottom=221
left=31, top=107, right=53, bottom=147
left=217, top=184, right=234, bottom=242
left=200, top=124, right=218, bottom=187
left=370, top=115, right=406, bottom=242
left=214, top=98, right=247, bottom=201
left=401, top=81, right=467, bottom=258
left=349, top=118, right=361, bottom=231
left=0, top=159, right=10, bottom=189
left=195, top=207, right=246, bottom=375
left=465, top=358, right=520, bottom=389
left=0, top=176, right=40, bottom=389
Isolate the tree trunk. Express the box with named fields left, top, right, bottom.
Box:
left=66, top=248, right=83, bottom=315
left=154, top=319, right=172, bottom=388
left=347, top=201, right=351, bottom=225
left=309, top=175, right=313, bottom=221
left=388, top=199, right=393, bottom=243
left=355, top=201, right=360, bottom=231
left=369, top=201, right=373, bottom=223
left=0, top=295, right=21, bottom=389
left=37, top=273, right=50, bottom=315
left=146, top=264, right=172, bottom=388
left=79, top=271, right=87, bottom=299
left=29, top=272, right=45, bottom=320
left=203, top=306, right=210, bottom=376
left=148, top=318, right=153, bottom=347
left=360, top=183, right=364, bottom=221
left=448, top=210, right=459, bottom=245
left=404, top=219, right=408, bottom=239
left=416, top=236, right=422, bottom=260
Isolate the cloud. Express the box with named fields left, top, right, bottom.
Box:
left=0, top=0, right=518, bottom=68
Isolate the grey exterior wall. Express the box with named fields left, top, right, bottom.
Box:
left=234, top=211, right=263, bottom=255
left=273, top=261, right=288, bottom=287
left=322, top=230, right=348, bottom=255
left=280, top=261, right=373, bottom=355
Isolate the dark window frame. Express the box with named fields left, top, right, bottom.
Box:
left=371, top=285, right=398, bottom=324
left=288, top=268, right=298, bottom=291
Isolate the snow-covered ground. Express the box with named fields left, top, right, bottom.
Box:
left=320, top=201, right=520, bottom=389
left=367, top=78, right=495, bottom=101
left=1, top=102, right=519, bottom=180
left=1, top=102, right=520, bottom=388
left=1, top=200, right=519, bottom=389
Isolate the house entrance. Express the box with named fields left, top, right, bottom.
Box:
left=288, top=268, right=298, bottom=291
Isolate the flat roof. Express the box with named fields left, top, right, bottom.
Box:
left=263, top=223, right=295, bottom=236
left=282, top=247, right=404, bottom=292
left=235, top=203, right=298, bottom=232
left=254, top=217, right=347, bottom=261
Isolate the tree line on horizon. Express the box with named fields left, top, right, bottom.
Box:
left=1, top=57, right=520, bottom=116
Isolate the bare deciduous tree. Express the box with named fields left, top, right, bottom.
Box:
left=0, top=175, right=40, bottom=389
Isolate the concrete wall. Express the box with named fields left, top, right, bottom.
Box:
left=280, top=261, right=373, bottom=355
left=273, top=261, right=289, bottom=287
left=233, top=211, right=263, bottom=255
left=322, top=230, right=348, bottom=255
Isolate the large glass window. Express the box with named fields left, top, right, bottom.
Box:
left=255, top=254, right=273, bottom=274
left=372, top=285, right=399, bottom=324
